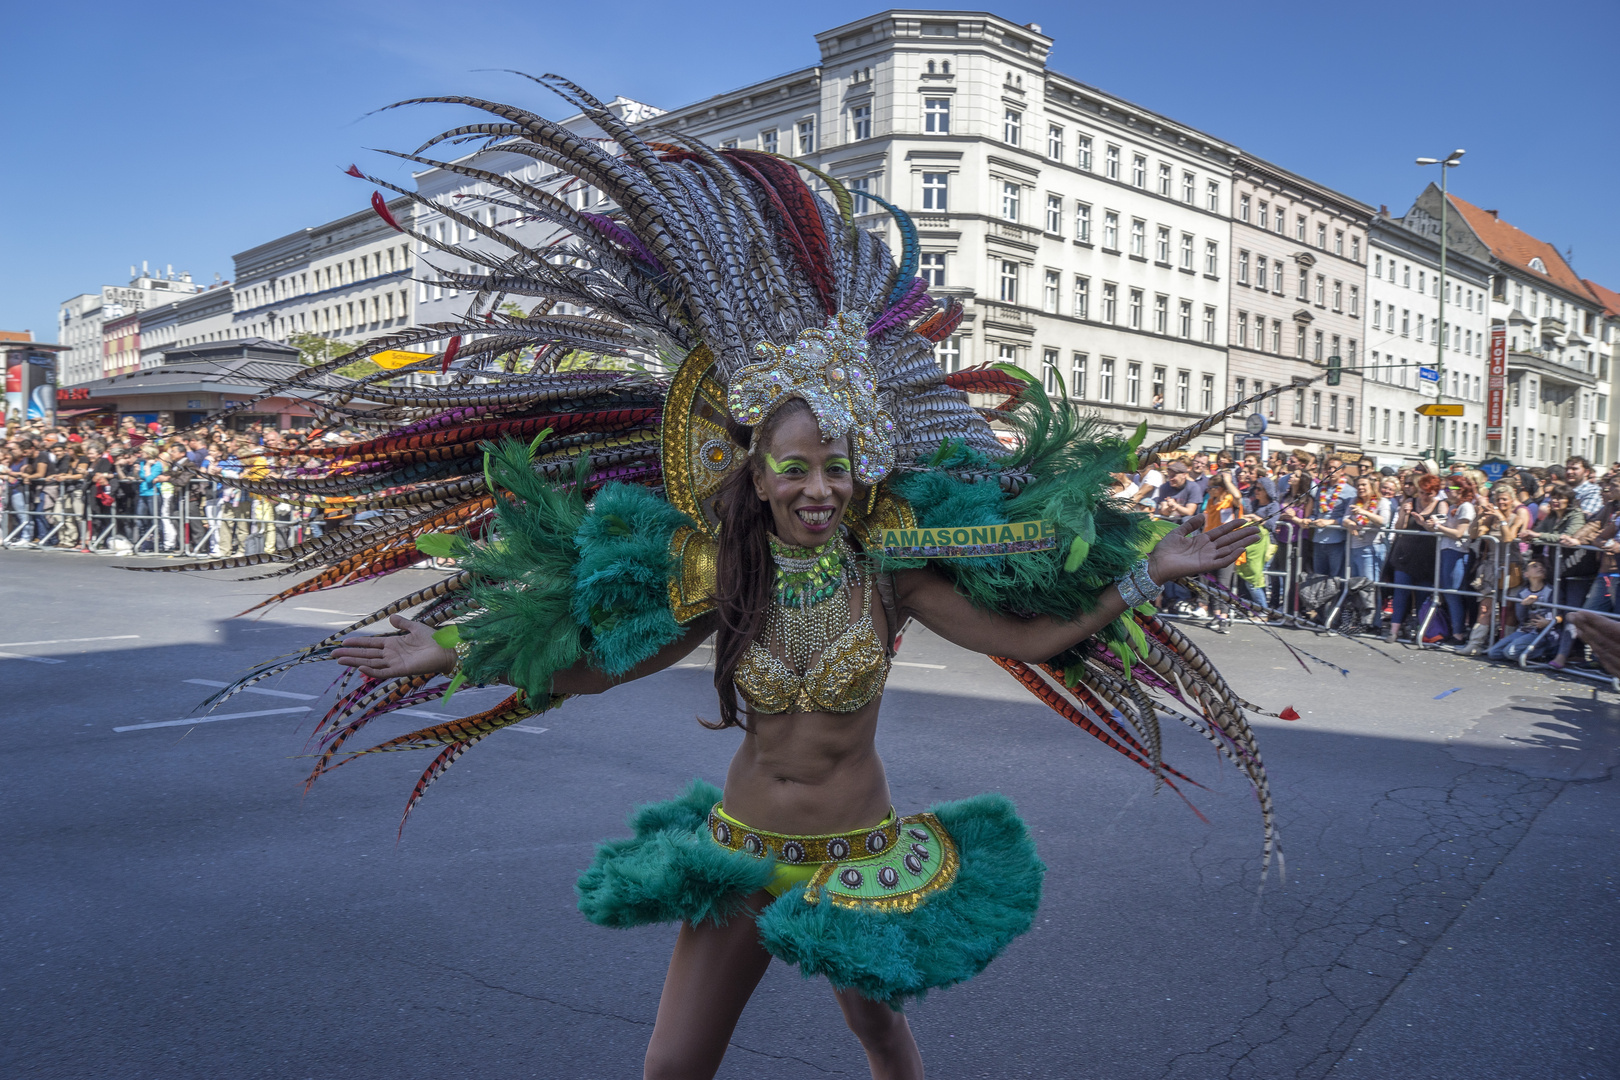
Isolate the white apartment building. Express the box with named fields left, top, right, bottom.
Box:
left=1411, top=189, right=1609, bottom=466
left=58, top=267, right=204, bottom=385
left=138, top=283, right=237, bottom=369
left=651, top=11, right=1236, bottom=448
left=229, top=197, right=416, bottom=350
left=1362, top=212, right=1492, bottom=467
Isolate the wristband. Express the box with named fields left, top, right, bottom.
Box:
left=1116, top=557, right=1164, bottom=607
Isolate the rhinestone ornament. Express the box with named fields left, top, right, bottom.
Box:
left=726, top=312, right=896, bottom=484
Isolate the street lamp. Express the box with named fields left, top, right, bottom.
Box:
left=1417, top=149, right=1464, bottom=462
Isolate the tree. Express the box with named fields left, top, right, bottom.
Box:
left=287, top=332, right=377, bottom=379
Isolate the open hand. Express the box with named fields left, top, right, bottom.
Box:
left=1570, top=611, right=1620, bottom=676
left=330, top=615, right=456, bottom=679
left=1147, top=518, right=1262, bottom=584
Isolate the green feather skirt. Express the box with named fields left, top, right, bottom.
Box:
left=576, top=780, right=1045, bottom=1007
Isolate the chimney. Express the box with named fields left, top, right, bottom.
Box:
left=1486, top=210, right=1498, bottom=218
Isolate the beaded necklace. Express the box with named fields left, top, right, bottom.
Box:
left=770, top=531, right=851, bottom=610
left=767, top=530, right=857, bottom=672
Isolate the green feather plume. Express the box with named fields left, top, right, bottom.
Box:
left=572, top=483, right=694, bottom=676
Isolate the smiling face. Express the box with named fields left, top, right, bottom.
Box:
left=750, top=405, right=854, bottom=548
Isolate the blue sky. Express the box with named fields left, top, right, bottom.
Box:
left=4, top=0, right=1616, bottom=338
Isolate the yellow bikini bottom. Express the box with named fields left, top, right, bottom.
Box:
left=706, top=802, right=900, bottom=896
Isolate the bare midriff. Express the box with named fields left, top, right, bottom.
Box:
left=720, top=694, right=892, bottom=836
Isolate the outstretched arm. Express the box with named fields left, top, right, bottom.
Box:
left=332, top=612, right=718, bottom=694
left=893, top=518, right=1259, bottom=663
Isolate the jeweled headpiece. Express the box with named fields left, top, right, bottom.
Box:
left=725, top=312, right=896, bottom=484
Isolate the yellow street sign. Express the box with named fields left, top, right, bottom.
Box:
left=1416, top=403, right=1465, bottom=417
left=371, top=349, right=435, bottom=370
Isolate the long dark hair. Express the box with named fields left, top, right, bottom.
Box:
left=707, top=401, right=811, bottom=731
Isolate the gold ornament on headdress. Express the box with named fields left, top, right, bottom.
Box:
left=725, top=312, right=897, bottom=485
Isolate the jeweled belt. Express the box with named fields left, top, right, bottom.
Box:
left=707, top=802, right=900, bottom=865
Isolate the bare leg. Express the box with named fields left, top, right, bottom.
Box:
left=833, top=985, right=924, bottom=1080
left=644, top=891, right=775, bottom=1080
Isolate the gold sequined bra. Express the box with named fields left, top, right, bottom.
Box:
left=734, top=568, right=891, bottom=715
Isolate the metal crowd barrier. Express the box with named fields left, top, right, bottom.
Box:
left=0, top=478, right=322, bottom=558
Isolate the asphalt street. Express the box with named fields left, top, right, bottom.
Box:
left=3, top=550, right=1617, bottom=1079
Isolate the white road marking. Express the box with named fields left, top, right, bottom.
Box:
left=185, top=679, right=318, bottom=701
left=397, top=709, right=457, bottom=720
left=674, top=662, right=710, bottom=669
left=893, top=661, right=947, bottom=670
left=509, top=725, right=549, bottom=734
left=0, top=652, right=66, bottom=664
left=115, top=707, right=311, bottom=733
left=295, top=607, right=371, bottom=617
left=0, top=635, right=140, bottom=647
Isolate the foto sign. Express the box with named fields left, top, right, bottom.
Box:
left=1486, top=327, right=1506, bottom=440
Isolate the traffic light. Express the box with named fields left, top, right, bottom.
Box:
left=1326, top=354, right=1341, bottom=387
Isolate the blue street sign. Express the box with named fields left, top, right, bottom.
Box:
left=1418, top=366, right=1440, bottom=382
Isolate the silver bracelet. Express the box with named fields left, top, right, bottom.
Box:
left=1116, top=557, right=1164, bottom=607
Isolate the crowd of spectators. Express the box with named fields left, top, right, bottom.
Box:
left=9, top=414, right=1620, bottom=678
left=1114, top=447, right=1620, bottom=675
left=0, top=417, right=356, bottom=557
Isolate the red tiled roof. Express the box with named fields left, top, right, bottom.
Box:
left=1446, top=194, right=1596, bottom=303
left=1583, top=278, right=1620, bottom=319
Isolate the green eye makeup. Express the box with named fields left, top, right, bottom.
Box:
left=827, top=457, right=852, bottom=472
left=765, top=454, right=807, bottom=475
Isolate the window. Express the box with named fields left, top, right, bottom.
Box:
left=1315, top=275, right=1326, bottom=306
left=938, top=334, right=962, bottom=372
left=1073, top=276, right=1090, bottom=318
left=1179, top=299, right=1192, bottom=338
left=1295, top=325, right=1306, bottom=358
left=1334, top=229, right=1344, bottom=255
left=850, top=104, right=871, bottom=141
left=1128, top=288, right=1143, bottom=329
left=1177, top=370, right=1190, bottom=411
left=1255, top=254, right=1268, bottom=289
left=1374, top=253, right=1383, bottom=278
left=1297, top=269, right=1309, bottom=301
left=1132, top=154, right=1147, bottom=188
left=1311, top=329, right=1323, bottom=361
left=1267, top=383, right=1280, bottom=421
left=1296, top=215, right=1307, bottom=241
left=1130, top=218, right=1145, bottom=257
left=1046, top=194, right=1062, bottom=234
left=921, top=172, right=949, bottom=211
left=1351, top=236, right=1361, bottom=261
left=1236, top=311, right=1248, bottom=347
left=1105, top=144, right=1120, bottom=180
left=919, top=252, right=945, bottom=287
left=1043, top=269, right=1060, bottom=313
left=1329, top=394, right=1339, bottom=430
left=848, top=176, right=871, bottom=213
left=1311, top=390, right=1322, bottom=427
left=1077, top=134, right=1093, bottom=172
left=1102, top=283, right=1117, bottom=322
left=1155, top=226, right=1170, bottom=263
left=1203, top=305, right=1217, bottom=343
left=1157, top=162, right=1172, bottom=196
left=1099, top=356, right=1115, bottom=400
left=1239, top=193, right=1251, bottom=221
left=1204, top=240, right=1219, bottom=276
left=1075, top=202, right=1092, bottom=243
left=1002, top=182, right=1021, bottom=221
left=1257, top=202, right=1268, bottom=229
left=1003, top=109, right=1021, bottom=145
left=1153, top=366, right=1168, bottom=402
left=1043, top=349, right=1060, bottom=395
left=1127, top=362, right=1141, bottom=405
left=998, top=343, right=1019, bottom=366
left=1238, top=249, right=1250, bottom=284
left=1104, top=212, right=1119, bottom=250
left=1272, top=262, right=1283, bottom=293
left=1071, top=352, right=1088, bottom=398
left=1047, top=124, right=1063, bottom=159
left=1182, top=171, right=1195, bottom=203
left=924, top=98, right=950, bottom=133
left=999, top=261, right=1019, bottom=303
left=1349, top=285, right=1359, bottom=315
left=1235, top=377, right=1246, bottom=402
left=1206, top=180, right=1220, bottom=212
left=1332, top=281, right=1343, bottom=311
left=1315, top=223, right=1327, bottom=249
left=1154, top=294, right=1168, bottom=333
left=1201, top=374, right=1215, bottom=412
left=1418, top=270, right=1426, bottom=294
left=760, top=129, right=778, bottom=154
left=1416, top=313, right=1425, bottom=341
left=1180, top=232, right=1194, bottom=270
